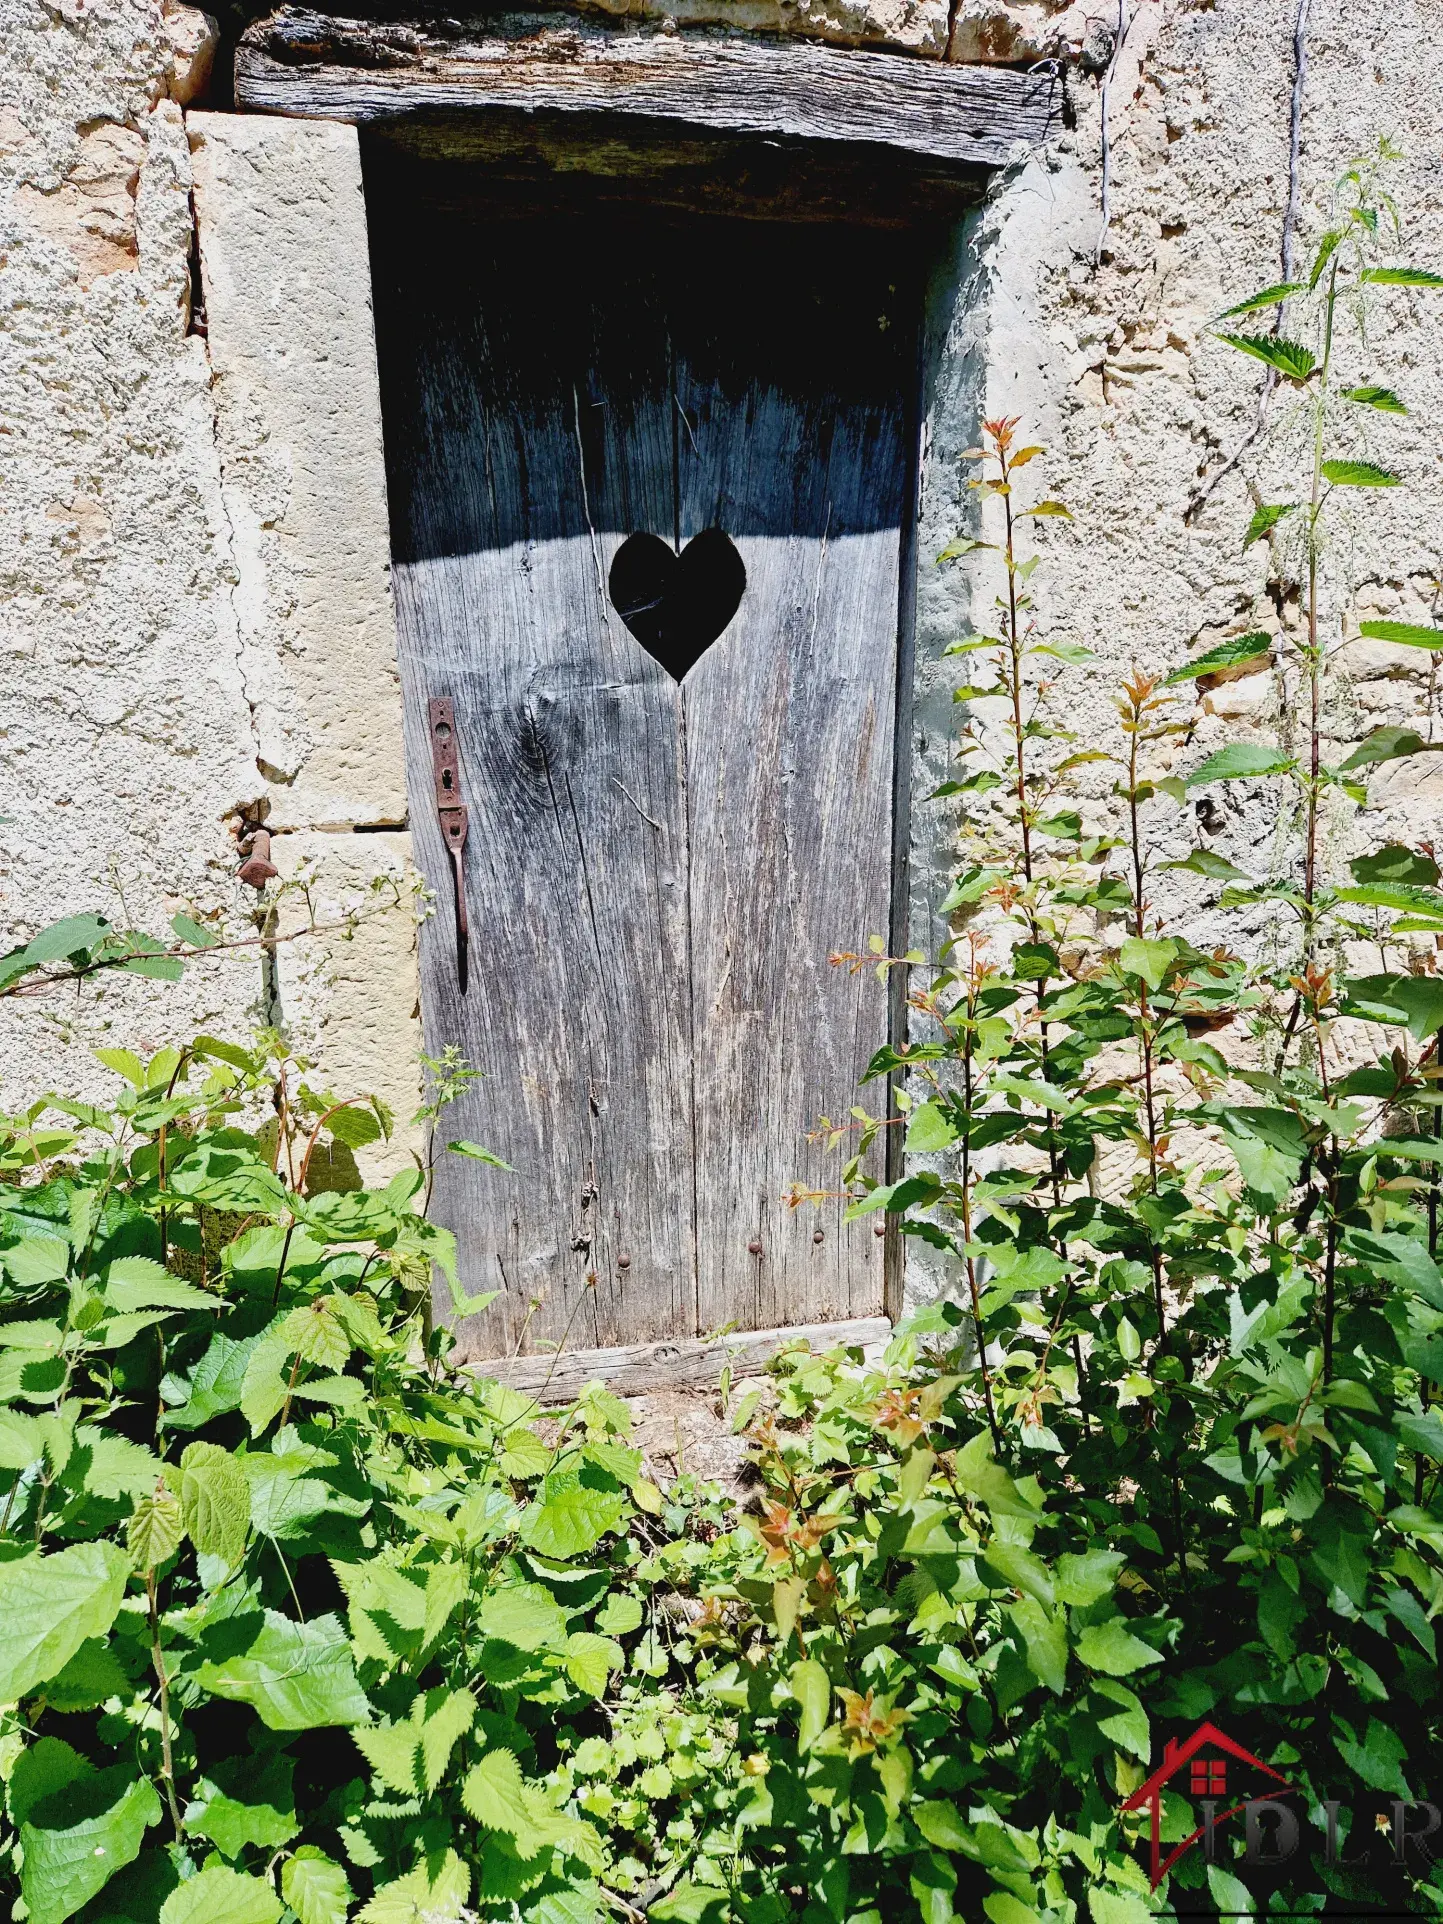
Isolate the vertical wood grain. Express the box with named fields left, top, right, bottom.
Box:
left=372, top=214, right=696, bottom=1357
left=675, top=227, right=913, bottom=1333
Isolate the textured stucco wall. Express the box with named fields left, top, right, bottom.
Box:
left=0, top=0, right=420, bottom=1164
left=3, top=0, right=1442, bottom=1221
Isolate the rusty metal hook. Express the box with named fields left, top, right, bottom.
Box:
left=428, top=697, right=470, bottom=995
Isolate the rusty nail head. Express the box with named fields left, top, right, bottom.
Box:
left=617, top=1253, right=631, bottom=1269
left=238, top=826, right=279, bottom=889
left=812, top=1228, right=825, bottom=1245
left=747, top=1239, right=763, bottom=1256
left=873, top=1222, right=887, bottom=1238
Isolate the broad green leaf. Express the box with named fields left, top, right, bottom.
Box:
left=128, top=1488, right=185, bottom=1571
left=22, top=1769, right=161, bottom=1924
left=0, top=1407, right=47, bottom=1468
left=1075, top=1619, right=1161, bottom=1675
left=1009, top=1596, right=1067, bottom=1694
left=1187, top=742, right=1294, bottom=785
left=1210, top=1105, right=1307, bottom=1207
left=1344, top=384, right=1406, bottom=412
left=16, top=916, right=112, bottom=968
left=358, top=1850, right=469, bottom=1924
left=1361, top=265, right=1443, bottom=287
left=1350, top=843, right=1440, bottom=888
left=0, top=1541, right=130, bottom=1702
left=1216, top=332, right=1316, bottom=380
left=1359, top=618, right=1443, bottom=651
left=1092, top=1678, right=1149, bottom=1761
left=195, top=1610, right=370, bottom=1729
left=161, top=1332, right=259, bottom=1431
left=159, top=1865, right=282, bottom=1924
left=447, top=1138, right=514, bottom=1170
left=951, top=1429, right=1036, bottom=1518
left=282, top=1849, right=352, bottom=1924
left=0, top=1234, right=70, bottom=1287
left=1215, top=281, right=1304, bottom=318
left=983, top=1540, right=1054, bottom=1605
left=904, top=1100, right=959, bottom=1153
left=94, top=1048, right=146, bottom=1087
left=563, top=1630, right=623, bottom=1697
left=1055, top=1549, right=1125, bottom=1607
left=1089, top=1892, right=1155, bottom=1924
left=1205, top=1869, right=1254, bottom=1918
left=914, top=1799, right=971, bottom=1850
left=1321, top=458, right=1399, bottom=486
left=180, top=1441, right=250, bottom=1565
left=523, top=1482, right=625, bottom=1559
left=984, top=1897, right=1041, bottom=1924
left=790, top=1658, right=831, bottom=1750
left=461, top=1749, right=597, bottom=1863
left=1118, top=937, right=1178, bottom=993
left=43, top=1639, right=130, bottom=1713
left=10, top=1738, right=90, bottom=1825
left=1162, top=848, right=1250, bottom=882
left=1339, top=725, right=1436, bottom=771
left=71, top=1429, right=164, bottom=1500
left=184, top=1754, right=297, bottom=1858
left=1242, top=504, right=1297, bottom=547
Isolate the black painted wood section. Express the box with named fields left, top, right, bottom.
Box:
left=368, top=186, right=914, bottom=1354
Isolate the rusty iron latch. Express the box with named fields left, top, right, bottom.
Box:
left=428, top=697, right=470, bottom=995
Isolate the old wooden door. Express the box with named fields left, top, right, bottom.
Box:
left=370, top=204, right=916, bottom=1359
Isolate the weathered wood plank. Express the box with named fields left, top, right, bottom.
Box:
left=677, top=225, right=912, bottom=1334
left=370, top=200, right=698, bottom=1358
left=473, top=1314, right=892, bottom=1403
left=238, top=9, right=1061, bottom=171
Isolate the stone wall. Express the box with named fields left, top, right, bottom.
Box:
left=4, top=0, right=1442, bottom=1207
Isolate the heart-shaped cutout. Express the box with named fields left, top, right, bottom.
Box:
left=609, top=528, right=746, bottom=681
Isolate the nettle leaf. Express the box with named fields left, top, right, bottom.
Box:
left=447, top=1138, right=514, bottom=1170
left=21, top=1768, right=161, bottom=1924
left=104, top=1256, right=218, bottom=1314
left=1321, top=458, right=1400, bottom=486
left=1344, top=384, right=1407, bottom=413
left=1074, top=1620, right=1162, bottom=1676
left=1358, top=618, right=1443, bottom=651
left=1215, top=281, right=1305, bottom=319
left=358, top=1848, right=470, bottom=1924
left=1242, top=504, right=1297, bottom=548
left=282, top=1849, right=352, bottom=1924
left=158, top=1865, right=282, bottom=1924
left=1216, top=332, right=1316, bottom=380
left=0, top=1541, right=131, bottom=1701
left=1186, top=742, right=1293, bottom=785
left=180, top=1441, right=251, bottom=1565
left=195, top=1610, right=370, bottom=1729
left=461, top=1748, right=597, bottom=1863
left=1361, top=264, right=1443, bottom=287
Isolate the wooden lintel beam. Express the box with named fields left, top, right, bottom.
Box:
left=469, top=1315, right=893, bottom=1405
left=236, top=10, right=1061, bottom=171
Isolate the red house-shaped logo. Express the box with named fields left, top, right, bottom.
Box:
left=1121, top=1721, right=1294, bottom=1888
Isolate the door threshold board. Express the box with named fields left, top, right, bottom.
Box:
left=470, top=1315, right=892, bottom=1405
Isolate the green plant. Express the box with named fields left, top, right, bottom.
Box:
left=652, top=147, right=1443, bottom=1920
left=0, top=1032, right=716, bottom=1924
